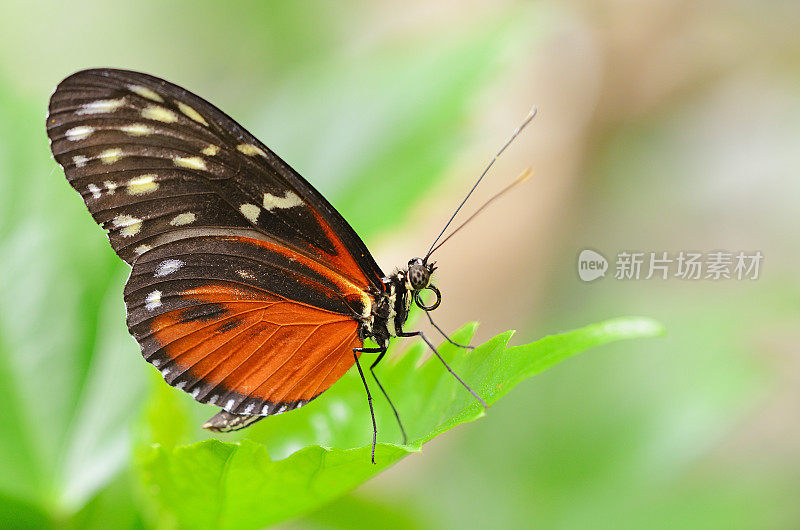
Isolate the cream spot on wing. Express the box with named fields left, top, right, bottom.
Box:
left=145, top=290, right=162, bottom=311
left=127, top=84, right=164, bottom=102
left=191, top=388, right=201, bottom=399
left=173, top=156, right=206, bottom=170
left=120, top=123, right=154, bottom=136
left=152, top=358, right=162, bottom=367
left=73, top=155, right=89, bottom=167
left=141, top=104, right=178, bottom=123
left=239, top=203, right=261, bottom=223
left=237, top=143, right=266, bottom=157
left=120, top=221, right=142, bottom=238
left=169, top=212, right=197, bottom=226
left=98, top=148, right=123, bottom=164
left=155, top=259, right=184, bottom=277
left=262, top=190, right=303, bottom=211
left=65, top=125, right=94, bottom=141
left=126, top=174, right=159, bottom=195
left=176, top=381, right=187, bottom=390
left=87, top=183, right=101, bottom=199
left=112, top=214, right=142, bottom=237
left=77, top=98, right=125, bottom=115
left=134, top=244, right=151, bottom=255
left=201, top=144, right=220, bottom=156
left=104, top=180, right=117, bottom=195
left=177, top=101, right=208, bottom=125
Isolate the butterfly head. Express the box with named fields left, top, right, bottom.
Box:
left=408, top=258, right=440, bottom=311
left=407, top=257, right=435, bottom=290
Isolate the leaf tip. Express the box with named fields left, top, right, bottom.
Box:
left=602, top=316, right=665, bottom=339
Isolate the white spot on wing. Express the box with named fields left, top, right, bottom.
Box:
left=104, top=180, right=117, bottom=195
left=239, top=203, right=261, bottom=223
left=98, top=148, right=123, bottom=164
left=134, top=244, right=151, bottom=255
left=141, top=104, right=178, bottom=123
left=87, top=183, right=101, bottom=199
left=152, top=358, right=162, bottom=367
left=177, top=101, right=208, bottom=125
left=236, top=143, right=266, bottom=157
left=262, top=190, right=303, bottom=211
left=191, top=388, right=201, bottom=398
left=236, top=269, right=255, bottom=280
left=72, top=155, right=89, bottom=167
left=208, top=394, right=218, bottom=405
left=262, top=404, right=270, bottom=414
left=176, top=381, right=187, bottom=390
left=244, top=403, right=255, bottom=414
left=65, top=126, right=94, bottom=141
left=155, top=259, right=184, bottom=277
left=128, top=84, right=164, bottom=102
left=173, top=156, right=206, bottom=170
left=111, top=214, right=142, bottom=237
left=145, top=290, right=162, bottom=311
left=120, top=123, right=154, bottom=136
left=169, top=212, right=196, bottom=226
left=226, top=399, right=235, bottom=411
left=77, top=98, right=125, bottom=115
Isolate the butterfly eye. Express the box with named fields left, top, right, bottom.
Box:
left=407, top=257, right=430, bottom=290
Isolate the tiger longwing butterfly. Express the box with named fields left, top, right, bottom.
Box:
left=46, top=68, right=533, bottom=463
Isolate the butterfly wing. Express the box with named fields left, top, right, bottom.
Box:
left=46, top=68, right=383, bottom=416
left=46, top=68, right=384, bottom=291
left=125, top=234, right=364, bottom=415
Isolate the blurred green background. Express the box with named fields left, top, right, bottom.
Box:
left=1, top=0, right=798, bottom=528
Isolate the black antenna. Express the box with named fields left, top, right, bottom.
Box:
left=424, top=106, right=538, bottom=261
left=427, top=167, right=532, bottom=258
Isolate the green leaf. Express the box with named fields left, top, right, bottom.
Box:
left=139, top=317, right=663, bottom=529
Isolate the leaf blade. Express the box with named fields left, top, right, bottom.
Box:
left=138, top=317, right=663, bottom=529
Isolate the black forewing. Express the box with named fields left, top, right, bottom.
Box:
left=46, top=68, right=384, bottom=292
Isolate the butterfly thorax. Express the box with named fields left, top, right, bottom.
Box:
left=362, top=257, right=437, bottom=349
left=363, top=271, right=413, bottom=348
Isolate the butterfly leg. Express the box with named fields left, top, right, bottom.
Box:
left=353, top=349, right=377, bottom=464
left=423, top=308, right=474, bottom=350
left=368, top=348, right=408, bottom=445
left=398, top=330, right=487, bottom=408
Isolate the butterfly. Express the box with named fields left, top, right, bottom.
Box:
left=47, top=68, right=532, bottom=463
